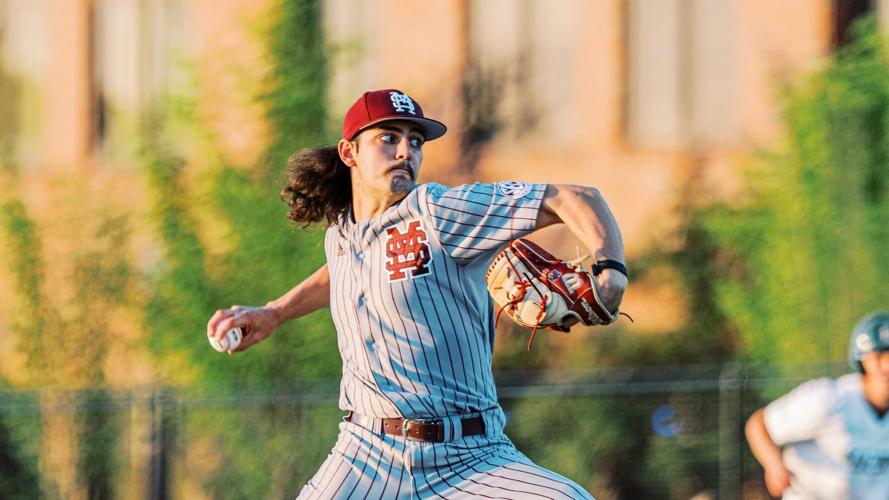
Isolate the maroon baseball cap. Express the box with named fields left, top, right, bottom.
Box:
left=342, top=89, right=447, bottom=141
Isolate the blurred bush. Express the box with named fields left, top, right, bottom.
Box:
left=0, top=385, right=42, bottom=499
left=496, top=15, right=889, bottom=498
left=698, top=18, right=889, bottom=366
left=140, top=0, right=340, bottom=495
left=1, top=0, right=339, bottom=496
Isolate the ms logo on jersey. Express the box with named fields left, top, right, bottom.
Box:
left=385, top=220, right=431, bottom=281
left=496, top=181, right=532, bottom=199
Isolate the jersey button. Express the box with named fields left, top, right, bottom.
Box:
left=356, top=293, right=365, bottom=306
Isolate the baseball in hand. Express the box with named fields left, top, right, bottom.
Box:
left=210, top=327, right=243, bottom=352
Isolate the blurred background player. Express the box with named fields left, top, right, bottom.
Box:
left=207, top=89, right=627, bottom=498
left=745, top=312, right=889, bottom=499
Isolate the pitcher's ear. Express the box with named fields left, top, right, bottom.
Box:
left=338, top=138, right=358, bottom=168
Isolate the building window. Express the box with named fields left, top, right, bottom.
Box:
left=1, top=0, right=48, bottom=169
left=626, top=0, right=737, bottom=149
left=323, top=0, right=378, bottom=124
left=467, top=0, right=582, bottom=146
left=91, top=0, right=186, bottom=162
left=835, top=0, right=873, bottom=47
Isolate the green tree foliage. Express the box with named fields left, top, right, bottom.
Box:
left=502, top=18, right=889, bottom=498
left=141, top=0, right=340, bottom=494
left=0, top=198, right=51, bottom=378
left=0, top=388, right=42, bottom=500
left=1, top=181, right=135, bottom=497
left=1, top=195, right=134, bottom=386
left=702, top=18, right=889, bottom=365
left=143, top=0, right=335, bottom=386
left=143, top=148, right=224, bottom=382
left=262, top=0, right=330, bottom=169
left=76, top=390, right=120, bottom=500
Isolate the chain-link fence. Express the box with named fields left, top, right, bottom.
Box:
left=0, top=362, right=850, bottom=499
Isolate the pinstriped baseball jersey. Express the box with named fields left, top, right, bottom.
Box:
left=306, top=180, right=593, bottom=498
left=323, top=181, right=545, bottom=421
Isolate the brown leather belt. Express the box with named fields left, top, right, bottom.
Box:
left=346, top=412, right=485, bottom=443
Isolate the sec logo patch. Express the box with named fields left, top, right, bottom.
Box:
left=496, top=181, right=532, bottom=200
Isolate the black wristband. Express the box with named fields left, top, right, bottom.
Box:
left=591, top=259, right=628, bottom=278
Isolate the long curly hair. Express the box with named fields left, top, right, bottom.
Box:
left=280, top=146, right=352, bottom=227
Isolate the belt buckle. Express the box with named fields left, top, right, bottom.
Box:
left=402, top=418, right=437, bottom=441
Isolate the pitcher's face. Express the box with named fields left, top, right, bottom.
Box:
left=341, top=120, right=425, bottom=197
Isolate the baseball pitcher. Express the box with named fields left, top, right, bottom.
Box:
left=207, top=89, right=628, bottom=498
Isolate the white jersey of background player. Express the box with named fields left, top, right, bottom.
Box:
left=746, top=312, right=889, bottom=500
left=207, top=89, right=627, bottom=498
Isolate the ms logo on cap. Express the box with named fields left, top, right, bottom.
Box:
left=342, top=88, right=447, bottom=140
left=390, top=92, right=417, bottom=114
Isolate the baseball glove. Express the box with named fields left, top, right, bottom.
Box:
left=485, top=238, right=625, bottom=350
